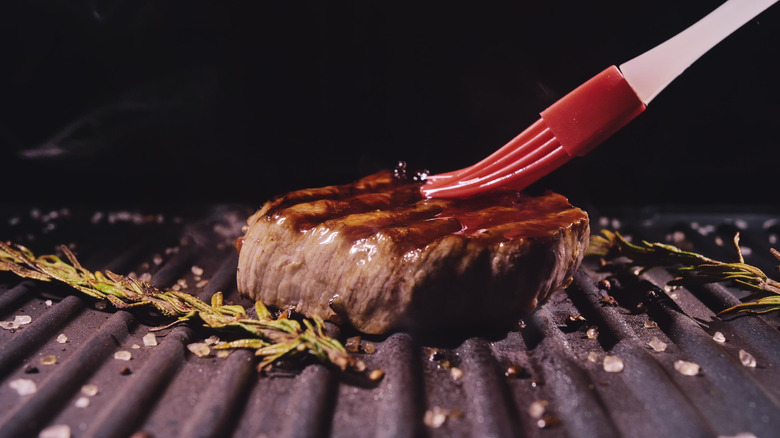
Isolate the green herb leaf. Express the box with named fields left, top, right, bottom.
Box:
left=587, top=230, right=780, bottom=316
left=0, top=241, right=356, bottom=372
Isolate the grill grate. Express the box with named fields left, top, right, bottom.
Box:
left=1, top=204, right=779, bottom=438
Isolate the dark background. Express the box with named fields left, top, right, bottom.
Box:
left=1, top=1, right=778, bottom=209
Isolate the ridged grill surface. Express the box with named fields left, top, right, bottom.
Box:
left=1, top=204, right=779, bottom=438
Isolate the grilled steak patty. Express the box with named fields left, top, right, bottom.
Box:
left=236, top=170, right=589, bottom=334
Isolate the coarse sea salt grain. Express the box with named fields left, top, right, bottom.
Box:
left=15, top=315, right=32, bottom=325
left=187, top=343, right=210, bottom=357
left=40, top=355, right=57, bottom=365
left=82, top=384, right=99, bottom=396
left=143, top=333, right=158, bottom=347
left=648, top=337, right=668, bottom=352
left=528, top=400, right=548, bottom=418
left=191, top=265, right=204, bottom=276
left=74, top=397, right=90, bottom=408
left=39, top=424, right=71, bottom=438
left=713, top=332, right=726, bottom=343
left=643, top=320, right=658, bottom=329
left=739, top=350, right=757, bottom=368
left=603, top=355, right=624, bottom=373
left=674, top=360, right=700, bottom=376
left=423, top=406, right=448, bottom=428
left=0, top=321, right=19, bottom=330
left=587, top=352, right=599, bottom=363
left=56, top=334, right=68, bottom=344
left=114, top=351, right=132, bottom=361
left=10, top=378, right=37, bottom=396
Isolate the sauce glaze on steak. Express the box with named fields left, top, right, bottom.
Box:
left=237, top=170, right=589, bottom=334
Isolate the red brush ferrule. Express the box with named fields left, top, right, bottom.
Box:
left=540, top=65, right=645, bottom=157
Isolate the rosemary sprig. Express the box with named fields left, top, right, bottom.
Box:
left=587, top=230, right=780, bottom=316
left=0, top=241, right=357, bottom=372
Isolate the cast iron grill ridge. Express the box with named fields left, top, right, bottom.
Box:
left=0, top=205, right=779, bottom=437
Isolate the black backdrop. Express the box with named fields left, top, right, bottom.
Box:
left=2, top=1, right=779, bottom=208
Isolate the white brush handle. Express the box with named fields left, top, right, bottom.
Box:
left=620, top=0, right=778, bottom=105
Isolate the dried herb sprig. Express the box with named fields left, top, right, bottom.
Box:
left=0, top=241, right=356, bottom=372
left=587, top=230, right=780, bottom=316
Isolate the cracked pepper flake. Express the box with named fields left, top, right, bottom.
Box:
left=187, top=343, right=210, bottom=357
left=81, top=384, right=99, bottom=396
left=528, top=400, right=548, bottom=418
left=142, top=333, right=158, bottom=347
left=739, top=350, right=757, bottom=368
left=56, top=334, right=68, bottom=344
left=39, top=424, right=71, bottom=438
left=674, top=360, right=700, bottom=376
left=74, top=397, right=90, bottom=408
left=114, top=351, right=132, bottom=361
left=40, top=355, right=57, bottom=365
left=424, top=406, right=448, bottom=428
left=10, top=378, right=37, bottom=396
left=648, top=337, right=668, bottom=352
left=712, top=331, right=726, bottom=343
left=603, top=355, right=624, bottom=373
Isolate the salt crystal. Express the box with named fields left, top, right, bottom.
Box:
left=40, top=355, right=57, bottom=365
left=739, top=350, right=757, bottom=368
left=131, top=344, right=141, bottom=349
left=196, top=279, right=209, bottom=288
left=10, top=378, right=37, bottom=396
left=139, top=273, right=152, bottom=283
left=714, top=236, right=724, bottom=247
left=598, top=217, right=609, bottom=227
left=74, top=397, right=90, bottom=408
left=152, top=254, right=163, bottom=265
left=603, top=355, right=624, bottom=373
left=450, top=367, right=464, bottom=381
left=423, top=406, right=448, bottom=428
left=15, top=315, right=32, bottom=325
left=45, top=300, right=53, bottom=307
left=56, top=334, right=68, bottom=344
left=647, top=337, right=668, bottom=352
left=187, top=343, right=211, bottom=357
left=191, top=266, right=204, bottom=276
left=39, top=424, right=71, bottom=438
left=142, top=333, right=158, bottom=347
left=586, top=327, right=599, bottom=340
left=204, top=336, right=220, bottom=345
left=674, top=360, right=700, bottom=376
left=216, top=350, right=230, bottom=359
left=177, top=278, right=188, bottom=288
left=587, top=352, right=599, bottom=363
left=81, top=384, right=99, bottom=396
left=0, top=321, right=20, bottom=330
left=770, top=234, right=778, bottom=245
left=528, top=400, right=548, bottom=418
left=114, top=350, right=132, bottom=361
left=712, top=332, right=726, bottom=343
left=739, top=246, right=752, bottom=257
left=643, top=320, right=658, bottom=329
left=734, top=219, right=748, bottom=230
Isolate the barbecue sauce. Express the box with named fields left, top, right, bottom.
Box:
left=246, top=170, right=588, bottom=254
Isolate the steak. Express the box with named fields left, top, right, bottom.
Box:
left=236, top=170, right=589, bottom=334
